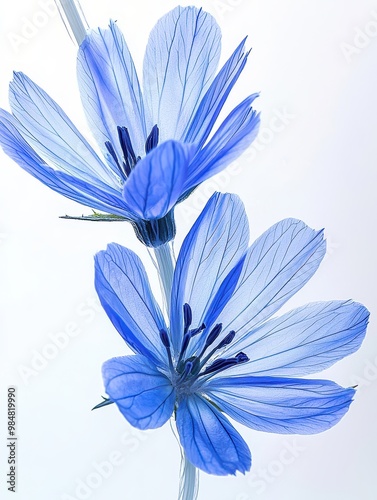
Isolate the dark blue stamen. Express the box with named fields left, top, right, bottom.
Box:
left=145, top=125, right=159, bottom=153
left=190, top=323, right=206, bottom=336
left=235, top=352, right=249, bottom=363
left=204, top=323, right=223, bottom=349
left=183, top=303, right=193, bottom=334
left=197, top=323, right=223, bottom=360
left=217, top=330, right=236, bottom=350
left=160, top=328, right=175, bottom=373
left=179, top=332, right=191, bottom=361
left=159, top=328, right=170, bottom=348
left=123, top=157, right=132, bottom=177
left=199, top=328, right=234, bottom=368
left=199, top=351, right=249, bottom=377
left=118, top=126, right=137, bottom=164
left=174, top=303, right=245, bottom=381
left=105, top=126, right=138, bottom=180
left=117, top=126, right=137, bottom=171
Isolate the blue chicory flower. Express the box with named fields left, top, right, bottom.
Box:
left=0, top=6, right=259, bottom=246
left=94, top=193, right=369, bottom=475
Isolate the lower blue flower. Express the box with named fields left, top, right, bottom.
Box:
left=95, top=193, right=369, bottom=476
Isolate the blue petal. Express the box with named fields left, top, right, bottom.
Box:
left=77, top=20, right=148, bottom=162
left=8, top=72, right=117, bottom=188
left=205, top=376, right=355, bottom=434
left=95, top=243, right=167, bottom=365
left=214, top=219, right=326, bottom=342
left=170, top=193, right=249, bottom=353
left=184, top=95, right=260, bottom=191
left=183, top=38, right=250, bottom=147
left=122, top=140, right=195, bottom=220
left=143, top=6, right=221, bottom=142
left=102, top=355, right=175, bottom=430
left=176, top=394, right=251, bottom=475
left=222, top=301, right=369, bottom=376
left=0, top=109, right=133, bottom=217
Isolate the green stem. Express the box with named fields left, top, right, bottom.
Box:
left=154, top=242, right=174, bottom=316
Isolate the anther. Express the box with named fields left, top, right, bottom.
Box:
left=179, top=332, right=191, bottom=361
left=204, top=323, right=222, bottom=348
left=199, top=351, right=249, bottom=377
left=183, top=303, right=192, bottom=334
left=235, top=352, right=249, bottom=363
left=117, top=126, right=137, bottom=167
left=160, top=328, right=174, bottom=372
left=145, top=125, right=159, bottom=153
left=217, top=330, right=236, bottom=350
left=190, top=323, right=206, bottom=336
left=159, top=328, right=170, bottom=348
left=198, top=323, right=223, bottom=360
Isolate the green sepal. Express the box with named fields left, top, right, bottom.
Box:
left=60, top=210, right=128, bottom=222
left=92, top=397, right=114, bottom=411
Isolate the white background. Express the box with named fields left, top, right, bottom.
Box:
left=1, top=1, right=376, bottom=499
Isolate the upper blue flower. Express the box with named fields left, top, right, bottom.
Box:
left=94, top=193, right=369, bottom=475
left=0, top=7, right=259, bottom=246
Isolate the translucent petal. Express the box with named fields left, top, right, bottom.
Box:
left=143, top=6, right=221, bottom=142
left=9, top=72, right=116, bottom=188
left=122, top=140, right=195, bottom=220
left=184, top=95, right=260, bottom=192
left=183, top=38, right=250, bottom=147
left=176, top=394, right=251, bottom=475
left=77, top=20, right=148, bottom=161
left=0, top=109, right=132, bottom=217
left=95, top=243, right=167, bottom=365
left=216, top=219, right=326, bottom=341
left=170, top=193, right=249, bottom=353
left=223, top=301, right=369, bottom=375
left=102, top=355, right=175, bottom=430
left=206, top=376, right=355, bottom=434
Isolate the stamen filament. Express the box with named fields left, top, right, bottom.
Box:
left=198, top=329, right=235, bottom=369
left=160, top=329, right=175, bottom=372
left=190, top=323, right=206, bottom=336
left=177, top=332, right=191, bottom=365
left=118, top=126, right=137, bottom=167
left=199, top=352, right=249, bottom=377
left=183, top=303, right=193, bottom=334
left=145, top=125, right=160, bottom=153
left=197, top=323, right=222, bottom=361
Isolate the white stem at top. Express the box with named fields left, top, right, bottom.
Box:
left=154, top=242, right=175, bottom=317
left=55, top=0, right=89, bottom=45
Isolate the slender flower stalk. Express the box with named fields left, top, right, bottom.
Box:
left=154, top=243, right=175, bottom=316
left=154, top=243, right=199, bottom=499
left=54, top=0, right=89, bottom=45
left=179, top=454, right=199, bottom=500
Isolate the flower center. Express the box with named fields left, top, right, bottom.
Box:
left=105, top=125, right=159, bottom=181
left=159, top=303, right=249, bottom=392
